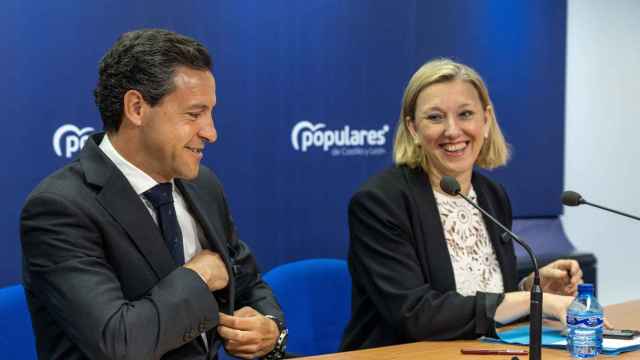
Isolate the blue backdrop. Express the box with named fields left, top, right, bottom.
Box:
left=0, top=0, right=566, bottom=287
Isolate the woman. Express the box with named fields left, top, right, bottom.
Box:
left=340, top=58, right=582, bottom=351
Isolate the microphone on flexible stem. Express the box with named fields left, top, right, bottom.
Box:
left=440, top=176, right=543, bottom=360
left=562, top=190, right=640, bottom=221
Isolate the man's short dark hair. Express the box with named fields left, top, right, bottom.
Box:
left=94, top=29, right=212, bottom=132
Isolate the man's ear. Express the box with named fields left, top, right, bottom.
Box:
left=122, top=90, right=147, bottom=127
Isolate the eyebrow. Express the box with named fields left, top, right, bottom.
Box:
left=419, top=103, right=473, bottom=114
left=418, top=105, right=445, bottom=114
left=185, top=104, right=210, bottom=111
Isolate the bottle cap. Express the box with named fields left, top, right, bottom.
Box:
left=578, top=283, right=594, bottom=293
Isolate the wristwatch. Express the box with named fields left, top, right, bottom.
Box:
left=263, top=315, right=288, bottom=360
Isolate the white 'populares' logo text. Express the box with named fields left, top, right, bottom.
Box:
left=291, top=120, right=389, bottom=152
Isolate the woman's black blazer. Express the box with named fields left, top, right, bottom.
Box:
left=340, top=165, right=518, bottom=351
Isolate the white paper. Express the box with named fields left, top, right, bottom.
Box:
left=551, top=337, right=640, bottom=351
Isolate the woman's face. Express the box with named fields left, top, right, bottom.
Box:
left=408, top=80, right=489, bottom=181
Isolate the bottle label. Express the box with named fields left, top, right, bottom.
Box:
left=567, top=315, right=603, bottom=328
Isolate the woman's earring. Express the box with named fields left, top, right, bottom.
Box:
left=484, top=131, right=489, bottom=139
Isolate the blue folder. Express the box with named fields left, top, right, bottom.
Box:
left=482, top=325, right=640, bottom=356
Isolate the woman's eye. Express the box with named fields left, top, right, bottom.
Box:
left=460, top=110, right=473, bottom=119
left=426, top=114, right=444, bottom=122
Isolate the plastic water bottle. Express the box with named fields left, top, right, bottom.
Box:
left=566, top=283, right=603, bottom=358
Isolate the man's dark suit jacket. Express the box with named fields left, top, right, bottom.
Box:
left=340, top=165, right=519, bottom=351
left=20, top=133, right=283, bottom=360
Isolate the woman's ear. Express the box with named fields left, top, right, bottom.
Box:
left=406, top=116, right=419, bottom=143
left=483, top=106, right=493, bottom=138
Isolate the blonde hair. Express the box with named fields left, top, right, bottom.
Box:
left=393, top=58, right=510, bottom=170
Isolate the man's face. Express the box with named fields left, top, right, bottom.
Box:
left=138, top=67, right=217, bottom=182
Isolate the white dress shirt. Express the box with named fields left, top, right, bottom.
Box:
left=99, top=135, right=204, bottom=262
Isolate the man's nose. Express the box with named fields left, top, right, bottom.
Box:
left=199, top=115, right=217, bottom=143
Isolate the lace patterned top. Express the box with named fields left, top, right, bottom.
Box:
left=433, top=186, right=504, bottom=296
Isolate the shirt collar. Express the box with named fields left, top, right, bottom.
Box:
left=99, top=134, right=170, bottom=195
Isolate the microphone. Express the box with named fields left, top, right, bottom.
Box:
left=440, top=176, right=543, bottom=360
left=561, top=190, right=640, bottom=221
left=561, top=191, right=583, bottom=206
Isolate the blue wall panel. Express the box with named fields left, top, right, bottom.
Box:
left=0, top=0, right=566, bottom=286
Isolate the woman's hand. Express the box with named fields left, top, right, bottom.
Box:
left=522, top=259, right=583, bottom=296
left=542, top=293, right=614, bottom=329
left=542, top=293, right=575, bottom=325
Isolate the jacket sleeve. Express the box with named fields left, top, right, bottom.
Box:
left=21, top=191, right=219, bottom=360
left=348, top=188, right=503, bottom=341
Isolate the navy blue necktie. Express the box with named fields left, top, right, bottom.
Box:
left=143, top=183, right=185, bottom=265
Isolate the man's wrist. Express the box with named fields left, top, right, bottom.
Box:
left=183, top=264, right=209, bottom=286
left=263, top=315, right=287, bottom=360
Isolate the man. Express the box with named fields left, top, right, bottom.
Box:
left=20, top=29, right=287, bottom=360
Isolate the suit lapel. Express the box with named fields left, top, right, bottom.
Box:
left=98, top=175, right=177, bottom=280
left=81, top=134, right=176, bottom=281
left=176, top=179, right=235, bottom=312
left=175, top=180, right=230, bottom=263
left=403, top=166, right=457, bottom=291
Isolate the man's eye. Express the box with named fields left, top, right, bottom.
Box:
left=187, top=112, right=200, bottom=119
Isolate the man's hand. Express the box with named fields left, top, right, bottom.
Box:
left=217, top=307, right=279, bottom=359
left=183, top=249, right=229, bottom=291
left=522, top=259, right=583, bottom=296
